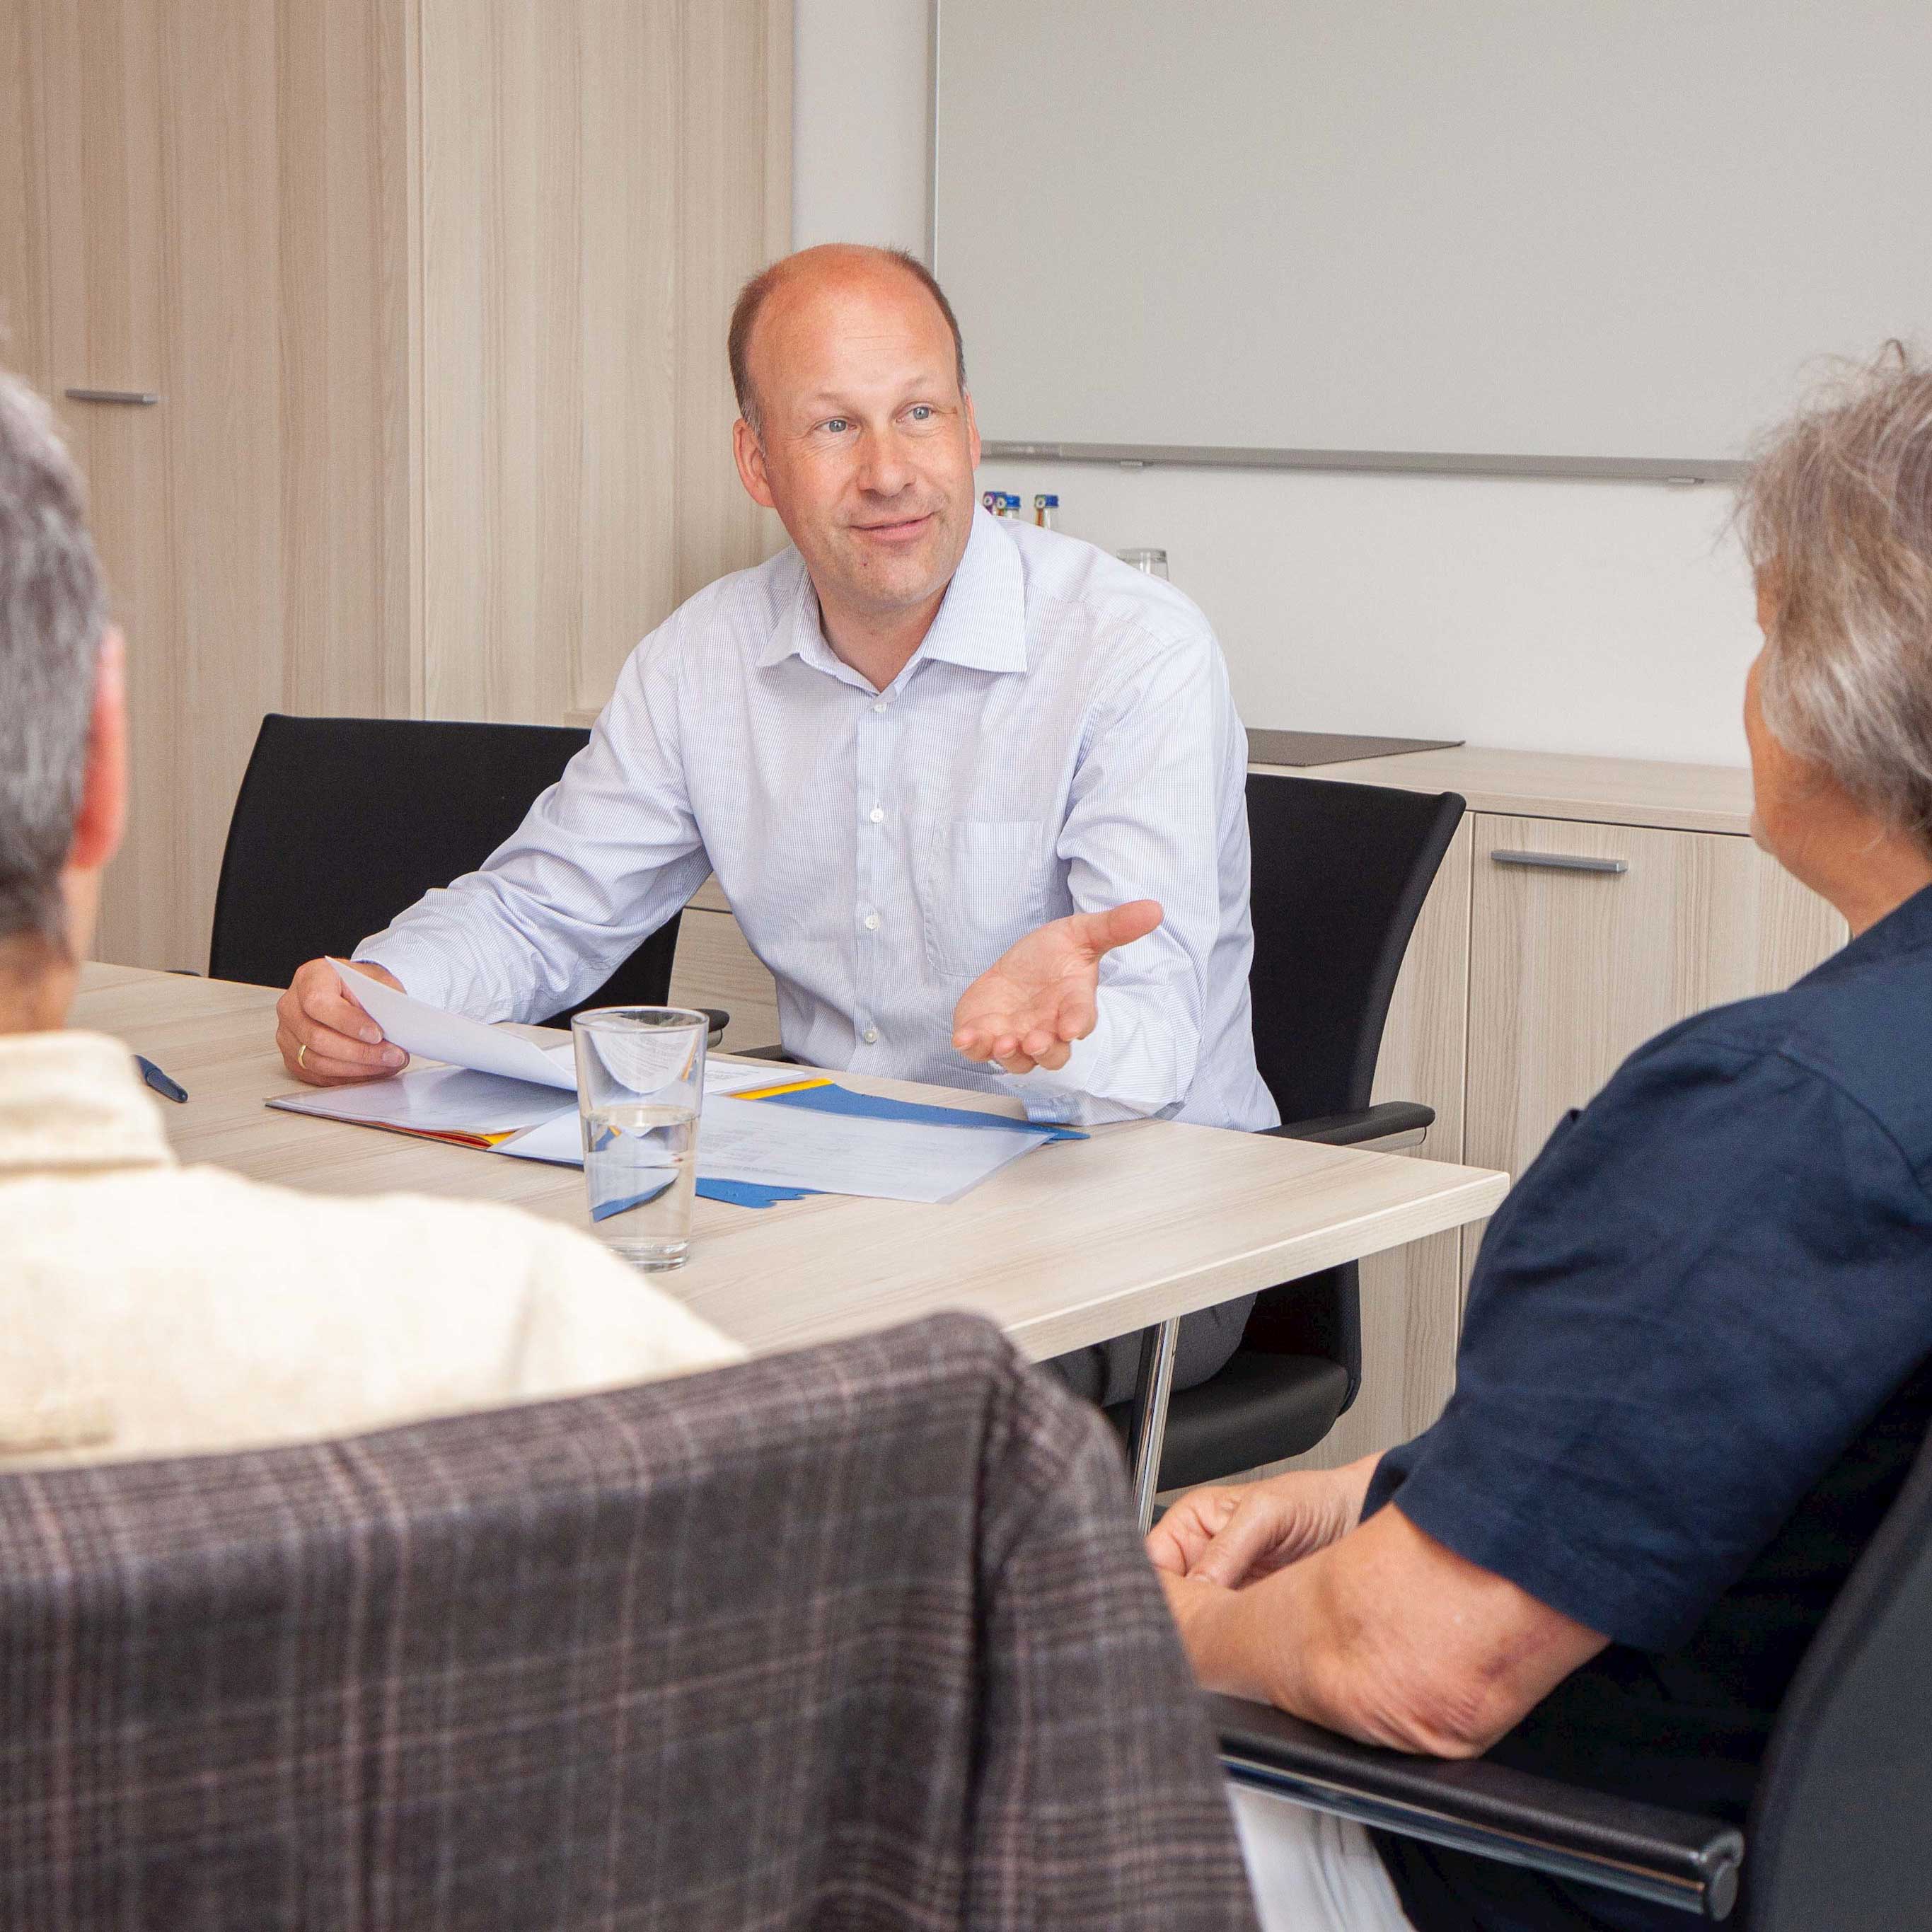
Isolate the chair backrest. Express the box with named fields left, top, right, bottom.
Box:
left=0, top=1315, right=1256, bottom=1931
left=209, top=714, right=680, bottom=1024
left=1744, top=1409, right=1932, bottom=1931
left=1244, top=772, right=1467, bottom=1126
left=1239, top=775, right=1466, bottom=1386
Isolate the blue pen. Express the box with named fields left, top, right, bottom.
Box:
left=134, top=1054, right=188, bottom=1104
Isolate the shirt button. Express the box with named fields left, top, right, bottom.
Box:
left=869, top=806, right=884, bottom=824
left=863, top=1026, right=879, bottom=1044
left=863, top=911, right=880, bottom=932
left=871, top=700, right=886, bottom=714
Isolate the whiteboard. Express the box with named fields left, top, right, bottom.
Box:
left=932, top=1, right=1932, bottom=477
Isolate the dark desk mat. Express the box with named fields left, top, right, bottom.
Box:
left=1247, top=729, right=1464, bottom=768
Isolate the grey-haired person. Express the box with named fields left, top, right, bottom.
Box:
left=1155, top=347, right=1932, bottom=1931
left=0, top=370, right=741, bottom=1469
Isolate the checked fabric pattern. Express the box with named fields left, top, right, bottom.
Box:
left=0, top=1312, right=1256, bottom=1931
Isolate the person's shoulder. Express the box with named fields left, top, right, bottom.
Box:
left=1614, top=937, right=1932, bottom=1169
left=1008, top=521, right=1219, bottom=671
left=154, top=1162, right=595, bottom=1267
left=630, top=544, right=806, bottom=671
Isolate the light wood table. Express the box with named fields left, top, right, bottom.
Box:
left=76, top=964, right=1508, bottom=1512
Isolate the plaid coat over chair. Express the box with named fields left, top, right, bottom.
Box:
left=0, top=1312, right=1257, bottom=1931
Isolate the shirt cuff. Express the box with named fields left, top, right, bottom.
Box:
left=1005, top=1007, right=1152, bottom=1127
left=352, top=932, right=458, bottom=1012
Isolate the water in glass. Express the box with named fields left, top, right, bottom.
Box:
left=584, top=1101, right=699, bottom=1268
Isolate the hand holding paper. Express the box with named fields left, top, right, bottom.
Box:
left=322, top=960, right=579, bottom=1089
left=277, top=957, right=410, bottom=1086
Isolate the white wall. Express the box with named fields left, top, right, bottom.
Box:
left=792, top=0, right=932, bottom=257
left=792, top=0, right=1758, bottom=766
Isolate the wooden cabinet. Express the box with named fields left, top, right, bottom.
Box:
left=1261, top=747, right=1849, bottom=1469
left=1464, top=814, right=1844, bottom=1213
left=4, top=0, right=416, bottom=969
left=0, top=0, right=789, bottom=972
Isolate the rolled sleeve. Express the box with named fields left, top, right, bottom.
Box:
left=356, top=624, right=710, bottom=1022
left=997, top=628, right=1226, bottom=1126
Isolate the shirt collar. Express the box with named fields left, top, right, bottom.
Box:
left=0, top=1029, right=177, bottom=1180
left=755, top=507, right=1029, bottom=680
left=1800, top=879, right=1932, bottom=987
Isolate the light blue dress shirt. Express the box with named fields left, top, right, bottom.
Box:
left=360, top=507, right=1278, bottom=1135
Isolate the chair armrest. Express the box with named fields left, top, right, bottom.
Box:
left=1264, top=1100, right=1435, bottom=1147
left=733, top=1043, right=797, bottom=1064
left=698, top=1007, right=729, bottom=1046
left=1213, top=1696, right=1741, bottom=1922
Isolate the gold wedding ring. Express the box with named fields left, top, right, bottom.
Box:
left=297, top=1041, right=308, bottom=1071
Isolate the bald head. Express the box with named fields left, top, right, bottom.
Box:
left=728, top=245, right=967, bottom=439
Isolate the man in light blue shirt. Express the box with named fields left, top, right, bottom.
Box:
left=278, top=244, right=1276, bottom=1399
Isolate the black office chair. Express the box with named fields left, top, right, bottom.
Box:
left=1214, top=1405, right=1932, bottom=1925
left=1104, top=774, right=1467, bottom=1493
left=209, top=714, right=717, bottom=1030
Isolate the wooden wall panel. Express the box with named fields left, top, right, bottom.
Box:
left=672, top=0, right=792, bottom=607
left=10, top=0, right=788, bottom=965
left=158, top=0, right=287, bottom=973
left=12, top=0, right=411, bottom=972
left=274, top=0, right=417, bottom=722
left=577, top=4, right=682, bottom=718
left=0, top=1, right=54, bottom=389
left=423, top=0, right=790, bottom=725
left=31, top=0, right=178, bottom=968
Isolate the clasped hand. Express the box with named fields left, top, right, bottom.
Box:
left=949, top=899, right=1162, bottom=1074
left=1145, top=1464, right=1372, bottom=1678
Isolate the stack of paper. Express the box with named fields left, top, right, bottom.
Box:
left=268, top=962, right=1068, bottom=1206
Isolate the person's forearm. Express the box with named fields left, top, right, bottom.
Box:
left=1175, top=1498, right=1604, bottom=1760
left=1183, top=1546, right=1455, bottom=1753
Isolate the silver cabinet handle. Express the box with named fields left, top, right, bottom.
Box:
left=1491, top=849, right=1629, bottom=876
left=64, top=388, right=159, bottom=405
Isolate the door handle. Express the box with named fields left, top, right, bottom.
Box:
left=1491, top=849, right=1629, bottom=876
left=64, top=388, right=159, bottom=405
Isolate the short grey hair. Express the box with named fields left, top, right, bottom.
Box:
left=0, top=371, right=108, bottom=944
left=1737, top=343, right=1932, bottom=852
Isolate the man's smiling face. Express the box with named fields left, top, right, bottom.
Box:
left=734, top=250, right=981, bottom=630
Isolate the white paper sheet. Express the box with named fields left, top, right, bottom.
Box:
left=328, top=960, right=577, bottom=1089
left=323, top=960, right=776, bottom=1100
left=501, top=1094, right=1048, bottom=1203
left=494, top=1108, right=586, bottom=1165
left=270, top=1066, right=570, bottom=1136
left=272, top=1043, right=783, bottom=1145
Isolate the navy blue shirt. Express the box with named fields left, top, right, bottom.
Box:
left=1366, top=883, right=1932, bottom=1932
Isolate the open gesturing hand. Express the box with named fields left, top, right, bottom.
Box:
left=949, top=900, right=1162, bottom=1075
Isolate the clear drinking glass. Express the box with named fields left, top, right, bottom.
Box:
left=571, top=1007, right=708, bottom=1269
left=1117, top=546, right=1169, bottom=579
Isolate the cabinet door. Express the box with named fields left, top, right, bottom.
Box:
left=18, top=0, right=176, bottom=966
left=1462, top=812, right=1846, bottom=1283
left=13, top=0, right=410, bottom=971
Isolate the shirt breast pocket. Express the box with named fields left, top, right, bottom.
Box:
left=920, top=820, right=1048, bottom=981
